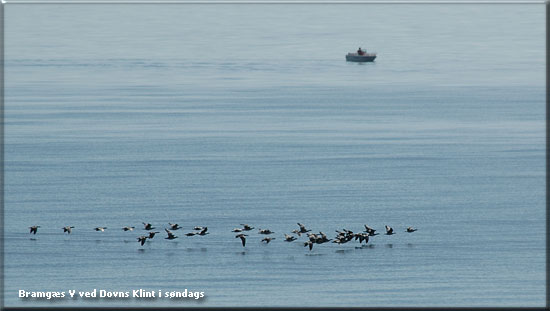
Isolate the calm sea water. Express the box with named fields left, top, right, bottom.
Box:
left=4, top=3, right=545, bottom=307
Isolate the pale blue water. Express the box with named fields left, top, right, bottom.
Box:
left=4, top=3, right=546, bottom=307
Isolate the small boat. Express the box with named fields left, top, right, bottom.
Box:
left=346, top=52, right=376, bottom=62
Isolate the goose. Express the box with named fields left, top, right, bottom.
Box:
left=291, top=229, right=302, bottom=236
left=307, top=233, right=318, bottom=242
left=258, top=229, right=274, bottom=235
left=62, top=226, right=75, bottom=234
left=198, top=227, right=209, bottom=236
left=148, top=231, right=160, bottom=239
left=311, top=234, right=329, bottom=244
left=184, top=232, right=196, bottom=237
left=193, top=226, right=205, bottom=231
left=297, top=223, right=311, bottom=234
left=143, top=223, right=155, bottom=230
left=333, top=230, right=353, bottom=243
left=165, top=228, right=178, bottom=240
left=122, top=226, right=135, bottom=231
left=335, top=229, right=354, bottom=238
left=29, top=226, right=40, bottom=235
left=385, top=225, right=394, bottom=235
left=354, top=232, right=369, bottom=244
left=261, top=237, right=275, bottom=244
left=137, top=236, right=148, bottom=246
left=240, top=224, right=254, bottom=231
left=235, top=234, right=248, bottom=247
left=406, top=227, right=417, bottom=233
left=168, top=223, right=181, bottom=230
left=232, top=228, right=243, bottom=233
left=94, top=227, right=107, bottom=232
left=364, top=225, right=377, bottom=235
left=284, top=234, right=297, bottom=242
left=317, top=232, right=331, bottom=244
left=304, top=240, right=314, bottom=251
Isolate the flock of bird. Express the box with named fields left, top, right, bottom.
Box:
left=234, top=223, right=417, bottom=250
left=27, top=222, right=417, bottom=250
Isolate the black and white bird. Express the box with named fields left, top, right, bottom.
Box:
left=240, top=224, right=254, bottom=231
left=317, top=232, right=331, bottom=244
left=168, top=223, right=181, bottom=230
left=122, top=226, right=135, bottom=231
left=94, top=227, right=107, bottom=232
left=284, top=234, right=297, bottom=242
left=307, top=233, right=317, bottom=242
left=354, top=232, right=370, bottom=244
left=193, top=226, right=205, bottom=231
left=385, top=225, right=394, bottom=235
left=143, top=223, right=155, bottom=230
left=165, top=228, right=178, bottom=240
left=29, top=226, right=40, bottom=235
left=62, top=226, right=75, bottom=234
left=236, top=234, right=248, bottom=247
left=261, top=237, right=275, bottom=244
left=232, top=228, right=243, bottom=233
left=137, top=236, right=148, bottom=246
left=185, top=232, right=196, bottom=236
left=304, top=240, right=314, bottom=251
left=297, top=223, right=311, bottom=234
left=333, top=229, right=353, bottom=244
left=364, top=225, right=377, bottom=236
left=148, top=231, right=160, bottom=239
left=406, top=227, right=417, bottom=233
left=258, top=229, right=274, bottom=235
left=197, top=227, right=209, bottom=236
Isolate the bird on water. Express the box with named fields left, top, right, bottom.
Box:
left=148, top=231, right=160, bottom=239
left=143, top=222, right=155, bottom=230
left=168, top=223, right=181, bottom=230
left=354, top=232, right=369, bottom=244
left=316, top=232, right=331, bottom=244
left=297, top=223, right=311, bottom=234
left=165, top=228, right=178, bottom=240
left=236, top=234, right=248, bottom=247
left=284, top=234, right=297, bottom=242
left=240, top=224, right=254, bottom=231
left=333, top=229, right=354, bottom=244
left=364, top=225, right=377, bottom=236
left=25, top=222, right=418, bottom=249
left=258, top=229, right=274, bottom=235
left=137, top=236, right=148, bottom=246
